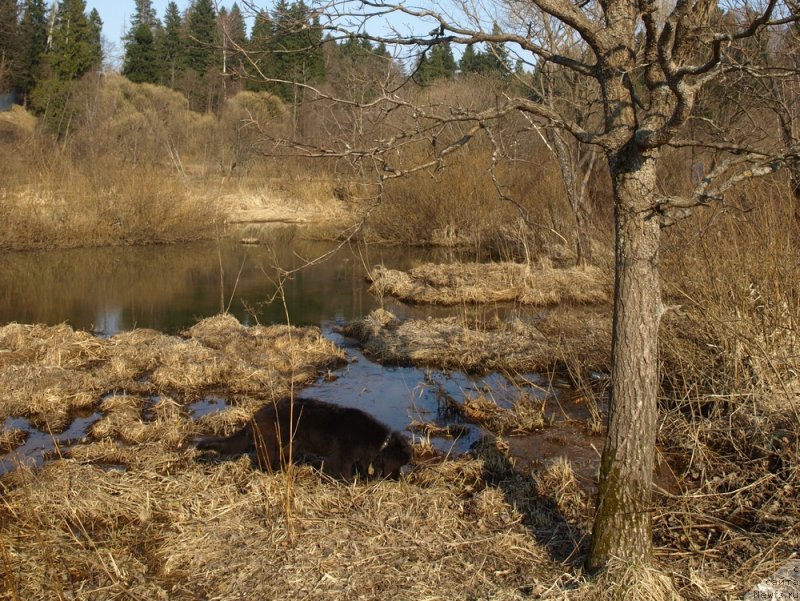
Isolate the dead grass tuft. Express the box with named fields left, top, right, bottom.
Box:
left=573, top=560, right=682, bottom=601
left=342, top=308, right=610, bottom=375
left=461, top=393, right=546, bottom=435
left=369, top=262, right=611, bottom=306
left=0, top=314, right=344, bottom=443
left=653, top=401, right=799, bottom=596
left=531, top=457, right=589, bottom=524
left=0, top=427, right=28, bottom=452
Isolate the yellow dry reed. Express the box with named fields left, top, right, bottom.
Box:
left=369, top=262, right=611, bottom=306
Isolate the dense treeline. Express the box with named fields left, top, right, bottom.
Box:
left=0, top=0, right=101, bottom=119
left=1, top=0, right=518, bottom=115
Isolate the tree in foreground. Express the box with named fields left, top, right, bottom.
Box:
left=231, top=0, right=799, bottom=578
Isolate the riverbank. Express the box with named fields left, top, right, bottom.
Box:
left=0, top=103, right=357, bottom=252
left=1, top=305, right=796, bottom=599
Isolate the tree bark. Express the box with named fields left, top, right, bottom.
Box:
left=586, top=141, right=663, bottom=571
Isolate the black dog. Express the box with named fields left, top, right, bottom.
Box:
left=195, top=397, right=412, bottom=479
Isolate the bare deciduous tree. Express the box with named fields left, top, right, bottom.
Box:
left=235, top=0, right=799, bottom=575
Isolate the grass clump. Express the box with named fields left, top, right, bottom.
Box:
left=1, top=449, right=573, bottom=599
left=342, top=307, right=611, bottom=376
left=0, top=314, right=345, bottom=438
left=461, top=393, right=547, bottom=435
left=369, top=261, right=611, bottom=306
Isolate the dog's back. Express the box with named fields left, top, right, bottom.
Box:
left=194, top=397, right=411, bottom=479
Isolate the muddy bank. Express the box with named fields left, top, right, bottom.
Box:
left=368, top=262, right=612, bottom=306
left=341, top=306, right=612, bottom=376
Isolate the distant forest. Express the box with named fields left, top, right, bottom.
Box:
left=0, top=0, right=517, bottom=115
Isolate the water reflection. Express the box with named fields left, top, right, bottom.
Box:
left=0, top=226, right=473, bottom=334
left=0, top=228, right=550, bottom=470
left=0, top=412, right=102, bottom=473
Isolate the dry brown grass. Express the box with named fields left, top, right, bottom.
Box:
left=1, top=447, right=580, bottom=600
left=0, top=314, right=345, bottom=436
left=0, top=428, right=28, bottom=453
left=653, top=403, right=799, bottom=599
left=461, top=393, right=547, bottom=435
left=341, top=307, right=611, bottom=376
left=648, top=184, right=800, bottom=598
left=369, top=262, right=611, bottom=306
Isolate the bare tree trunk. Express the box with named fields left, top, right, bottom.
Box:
left=587, top=143, right=663, bottom=571
left=574, top=199, right=593, bottom=266
left=547, top=130, right=595, bottom=266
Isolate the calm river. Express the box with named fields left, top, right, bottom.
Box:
left=0, top=227, right=550, bottom=471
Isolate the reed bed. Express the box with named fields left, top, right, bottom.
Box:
left=341, top=307, right=611, bottom=375
left=461, top=393, right=547, bottom=435
left=369, top=262, right=611, bottom=306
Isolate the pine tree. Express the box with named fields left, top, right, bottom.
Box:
left=157, top=1, right=184, bottom=87
left=130, top=0, right=157, bottom=29
left=14, top=0, right=49, bottom=100
left=415, top=42, right=456, bottom=84
left=218, top=3, right=247, bottom=94
left=227, top=4, right=247, bottom=47
left=124, top=22, right=160, bottom=83
left=268, top=0, right=325, bottom=101
left=246, top=9, right=274, bottom=91
left=88, top=8, right=103, bottom=69
left=0, top=0, right=19, bottom=93
left=123, top=0, right=161, bottom=83
left=458, top=44, right=481, bottom=75
left=483, top=23, right=511, bottom=75
left=185, top=0, right=217, bottom=75
left=47, top=0, right=100, bottom=81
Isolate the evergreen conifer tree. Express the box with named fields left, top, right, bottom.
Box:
left=246, top=9, right=274, bottom=91
left=123, top=0, right=161, bottom=83
left=88, top=8, right=103, bottom=69
left=186, top=0, right=217, bottom=75
left=0, top=0, right=19, bottom=94
left=219, top=3, right=247, bottom=93
left=131, top=0, right=157, bottom=29
left=14, top=0, right=49, bottom=101
left=157, top=1, right=184, bottom=87
left=415, top=42, right=456, bottom=84
left=269, top=0, right=324, bottom=101
left=124, top=22, right=161, bottom=83
left=48, top=0, right=100, bottom=81
left=483, top=23, right=511, bottom=75
left=458, top=44, right=481, bottom=75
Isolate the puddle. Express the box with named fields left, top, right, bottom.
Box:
left=301, top=326, right=564, bottom=457
left=0, top=411, right=102, bottom=475
left=188, top=395, right=229, bottom=419
left=507, top=425, right=605, bottom=495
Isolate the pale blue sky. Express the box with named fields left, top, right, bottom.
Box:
left=84, top=1, right=469, bottom=70
left=85, top=1, right=187, bottom=65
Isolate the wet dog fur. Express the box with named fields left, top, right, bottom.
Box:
left=195, top=397, right=412, bottom=479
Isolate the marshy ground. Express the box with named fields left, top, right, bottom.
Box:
left=1, top=260, right=797, bottom=600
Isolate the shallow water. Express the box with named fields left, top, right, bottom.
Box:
left=0, top=411, right=102, bottom=473
left=0, top=227, right=587, bottom=474
left=0, top=227, right=490, bottom=334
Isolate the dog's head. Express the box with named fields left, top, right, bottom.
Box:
left=373, top=432, right=413, bottom=479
